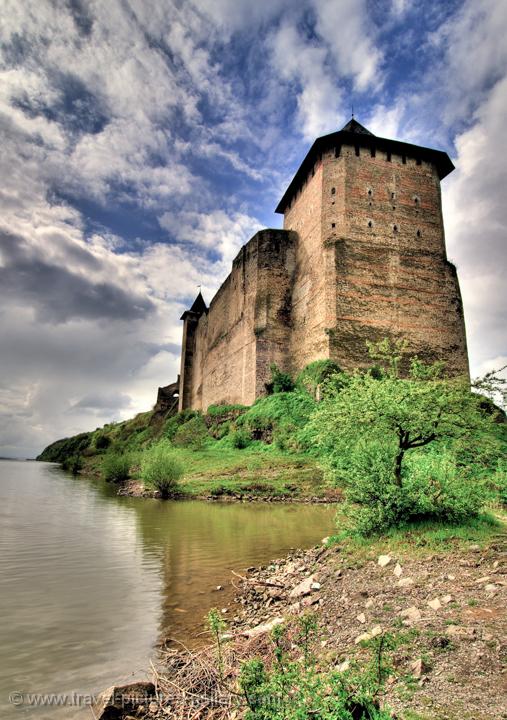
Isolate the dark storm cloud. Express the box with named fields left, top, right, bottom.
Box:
left=0, top=230, right=155, bottom=323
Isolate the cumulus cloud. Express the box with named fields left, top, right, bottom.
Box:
left=0, top=0, right=505, bottom=457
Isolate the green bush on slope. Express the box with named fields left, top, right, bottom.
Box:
left=140, top=440, right=184, bottom=498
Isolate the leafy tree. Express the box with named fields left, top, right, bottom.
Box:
left=308, top=340, right=500, bottom=533
left=265, top=364, right=295, bottom=394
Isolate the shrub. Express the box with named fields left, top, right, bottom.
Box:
left=173, top=415, right=208, bottom=449
left=164, top=410, right=199, bottom=441
left=62, top=454, right=83, bottom=475
left=102, top=452, right=132, bottom=483
left=296, top=359, right=342, bottom=397
left=230, top=429, right=251, bottom=449
left=94, top=433, right=111, bottom=450
left=37, top=432, right=92, bottom=462
left=141, top=440, right=184, bottom=498
left=265, top=363, right=295, bottom=394
left=239, top=392, right=316, bottom=447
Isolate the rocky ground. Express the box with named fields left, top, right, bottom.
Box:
left=94, top=526, right=507, bottom=720
left=222, top=530, right=507, bottom=720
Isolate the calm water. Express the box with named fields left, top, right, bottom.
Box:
left=0, top=460, right=335, bottom=719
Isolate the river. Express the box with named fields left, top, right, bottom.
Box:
left=0, top=459, right=335, bottom=719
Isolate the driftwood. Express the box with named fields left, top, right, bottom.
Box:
left=231, top=569, right=285, bottom=590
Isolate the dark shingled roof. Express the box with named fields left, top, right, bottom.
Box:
left=180, top=291, right=208, bottom=320
left=275, top=119, right=455, bottom=214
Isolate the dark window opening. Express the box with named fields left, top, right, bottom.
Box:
left=368, top=189, right=372, bottom=196
left=414, top=196, right=420, bottom=204
left=331, top=223, right=336, bottom=228
left=368, top=220, right=373, bottom=228
left=335, top=146, right=341, bottom=158
left=416, top=229, right=421, bottom=237
left=355, top=145, right=360, bottom=157
left=393, top=224, right=398, bottom=233
left=331, top=187, right=336, bottom=195
left=371, top=147, right=376, bottom=158
left=387, top=151, right=392, bottom=162
left=391, top=192, right=396, bottom=199
left=392, top=206, right=396, bottom=210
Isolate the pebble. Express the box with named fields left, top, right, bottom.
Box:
left=393, top=563, right=403, bottom=577
left=357, top=612, right=366, bottom=624
left=398, top=577, right=414, bottom=588
left=336, top=659, right=350, bottom=672
left=400, top=606, right=421, bottom=622
left=441, top=594, right=452, bottom=604
left=378, top=555, right=391, bottom=567
left=485, top=583, right=498, bottom=593
left=427, top=597, right=442, bottom=611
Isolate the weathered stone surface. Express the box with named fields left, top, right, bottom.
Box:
left=92, top=682, right=156, bottom=720
left=242, top=617, right=284, bottom=638
left=289, top=575, right=318, bottom=598
left=378, top=555, right=392, bottom=567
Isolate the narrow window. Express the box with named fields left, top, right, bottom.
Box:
left=368, top=220, right=373, bottom=228
left=387, top=150, right=392, bottom=162
left=393, top=224, right=398, bottom=233
left=331, top=187, right=336, bottom=195
left=331, top=223, right=336, bottom=229
left=391, top=191, right=396, bottom=199
left=371, top=147, right=376, bottom=158
left=414, top=196, right=420, bottom=205
left=335, top=146, right=341, bottom=158
left=355, top=144, right=360, bottom=157
left=416, top=229, right=421, bottom=238
left=368, top=189, right=372, bottom=197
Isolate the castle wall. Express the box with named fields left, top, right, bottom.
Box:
left=179, top=230, right=297, bottom=411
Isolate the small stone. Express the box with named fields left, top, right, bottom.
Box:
left=393, top=563, right=403, bottom=577
left=485, top=583, right=498, bottom=593
left=216, top=585, right=223, bottom=591
left=371, top=625, right=383, bottom=637
left=337, top=660, right=350, bottom=672
left=493, top=560, right=499, bottom=569
left=310, top=581, right=321, bottom=591
left=322, top=536, right=330, bottom=545
left=475, top=576, right=491, bottom=583
left=289, top=576, right=317, bottom=598
left=355, top=631, right=372, bottom=644
left=398, top=577, right=414, bottom=588
left=357, top=612, right=366, bottom=624
left=469, top=544, right=481, bottom=552
left=221, top=607, right=228, bottom=613
left=447, top=574, right=456, bottom=581
left=400, top=606, right=421, bottom=622
left=378, top=555, right=391, bottom=567
left=242, top=617, right=284, bottom=638
left=441, top=594, right=452, bottom=604
left=410, top=658, right=425, bottom=679
left=427, top=598, right=442, bottom=611
left=365, top=598, right=374, bottom=608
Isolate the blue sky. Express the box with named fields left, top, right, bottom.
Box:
left=0, top=0, right=506, bottom=457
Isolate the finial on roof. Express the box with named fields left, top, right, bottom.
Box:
left=340, top=118, right=374, bottom=135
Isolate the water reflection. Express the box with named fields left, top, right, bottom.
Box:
left=0, top=460, right=335, bottom=719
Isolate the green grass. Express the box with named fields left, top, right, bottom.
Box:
left=328, top=510, right=506, bottom=561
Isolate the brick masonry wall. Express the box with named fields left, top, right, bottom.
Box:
left=321, top=143, right=469, bottom=375
left=179, top=230, right=297, bottom=411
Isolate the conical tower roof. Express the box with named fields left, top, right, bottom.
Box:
left=180, top=291, right=208, bottom=320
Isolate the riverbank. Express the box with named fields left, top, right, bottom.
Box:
left=94, top=512, right=507, bottom=720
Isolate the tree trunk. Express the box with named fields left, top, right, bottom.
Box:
left=394, top=449, right=404, bottom=487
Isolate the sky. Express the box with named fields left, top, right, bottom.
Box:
left=1, top=0, right=506, bottom=458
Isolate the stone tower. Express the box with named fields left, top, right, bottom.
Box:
left=177, top=119, right=469, bottom=411
left=276, top=118, right=469, bottom=377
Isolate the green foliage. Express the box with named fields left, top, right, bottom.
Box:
left=37, top=432, right=92, bottom=462
left=208, top=608, right=226, bottom=678
left=140, top=440, right=184, bottom=498
left=472, top=364, right=507, bottom=410
left=238, top=392, right=316, bottom=448
left=94, top=433, right=111, bottom=450
left=230, top=428, right=251, bottom=449
left=296, top=359, right=342, bottom=397
left=102, top=452, right=132, bottom=483
left=307, top=343, right=501, bottom=535
left=491, top=459, right=507, bottom=505
left=163, top=409, right=199, bottom=441
left=173, top=414, right=209, bottom=449
left=61, top=454, right=83, bottom=475
left=206, top=403, right=247, bottom=417
left=238, top=618, right=392, bottom=720
left=265, top=363, right=295, bottom=394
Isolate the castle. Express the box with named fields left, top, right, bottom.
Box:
left=160, top=119, right=469, bottom=414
